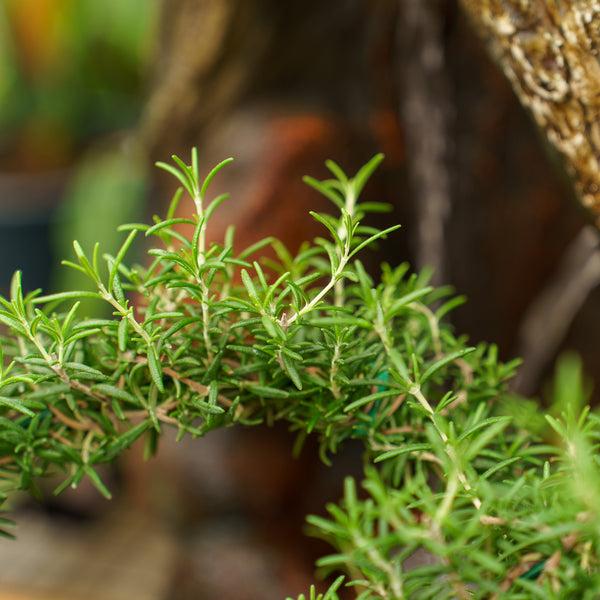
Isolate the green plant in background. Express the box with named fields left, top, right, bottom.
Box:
left=0, top=151, right=599, bottom=598
left=0, top=0, right=157, bottom=302
left=51, top=146, right=149, bottom=312
left=0, top=0, right=159, bottom=161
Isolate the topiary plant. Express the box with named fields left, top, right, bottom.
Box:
left=0, top=151, right=599, bottom=598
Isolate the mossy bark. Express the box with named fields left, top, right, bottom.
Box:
left=460, top=0, right=600, bottom=226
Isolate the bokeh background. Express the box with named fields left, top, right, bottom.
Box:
left=0, top=0, right=157, bottom=298
left=1, top=1, right=599, bottom=599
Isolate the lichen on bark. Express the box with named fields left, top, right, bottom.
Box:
left=460, top=0, right=600, bottom=226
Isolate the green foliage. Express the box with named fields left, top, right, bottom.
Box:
left=287, top=575, right=345, bottom=600
left=0, top=151, right=599, bottom=598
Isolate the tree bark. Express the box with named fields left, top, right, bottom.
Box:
left=397, top=0, right=452, bottom=285
left=141, top=0, right=378, bottom=164
left=459, top=0, right=600, bottom=226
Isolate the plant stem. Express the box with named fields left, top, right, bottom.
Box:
left=97, top=283, right=153, bottom=347
left=353, top=531, right=404, bottom=599
left=287, top=255, right=349, bottom=326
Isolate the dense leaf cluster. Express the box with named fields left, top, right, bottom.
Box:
left=0, top=152, right=599, bottom=598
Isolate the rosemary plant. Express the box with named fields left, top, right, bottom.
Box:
left=0, top=151, right=599, bottom=598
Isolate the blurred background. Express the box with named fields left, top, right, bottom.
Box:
left=1, top=0, right=599, bottom=598
left=0, top=0, right=157, bottom=298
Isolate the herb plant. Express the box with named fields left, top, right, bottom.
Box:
left=0, top=151, right=599, bottom=598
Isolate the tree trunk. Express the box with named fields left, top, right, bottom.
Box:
left=459, top=0, right=600, bottom=226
